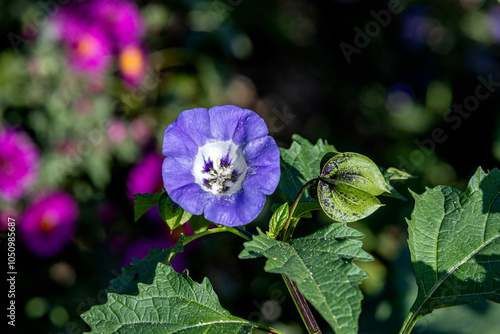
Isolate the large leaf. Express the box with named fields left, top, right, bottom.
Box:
left=107, top=238, right=183, bottom=295
left=317, top=153, right=389, bottom=222
left=239, top=225, right=373, bottom=334
left=279, top=134, right=337, bottom=202
left=83, top=263, right=275, bottom=333
left=401, top=167, right=500, bottom=333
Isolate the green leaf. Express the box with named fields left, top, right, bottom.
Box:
left=279, top=134, right=337, bottom=202
left=401, top=167, right=500, bottom=333
left=240, top=225, right=373, bottom=334
left=317, top=153, right=388, bottom=222
left=133, top=191, right=164, bottom=222
left=189, top=214, right=213, bottom=234
left=380, top=166, right=415, bottom=201
left=107, top=238, right=184, bottom=296
left=83, top=263, right=275, bottom=334
left=158, top=192, right=192, bottom=232
left=267, top=202, right=289, bottom=238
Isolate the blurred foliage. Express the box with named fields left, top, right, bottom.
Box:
left=1, top=0, right=500, bottom=333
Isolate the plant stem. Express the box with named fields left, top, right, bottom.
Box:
left=399, top=311, right=420, bottom=334
left=279, top=178, right=319, bottom=241
left=278, top=178, right=322, bottom=333
left=182, top=225, right=252, bottom=247
left=282, top=274, right=322, bottom=334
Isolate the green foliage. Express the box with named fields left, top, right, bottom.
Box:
left=158, top=192, right=193, bottom=231
left=279, top=134, right=337, bottom=202
left=239, top=225, right=373, bottom=334
left=107, top=239, right=183, bottom=296
left=133, top=191, right=164, bottom=222
left=188, top=214, right=213, bottom=234
left=83, top=263, right=274, bottom=334
left=317, top=153, right=389, bottom=222
left=401, top=167, right=500, bottom=333
left=267, top=202, right=289, bottom=239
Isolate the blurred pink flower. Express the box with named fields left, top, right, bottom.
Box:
left=0, top=128, right=39, bottom=202
left=20, top=192, right=79, bottom=258
left=130, top=118, right=151, bottom=145
left=127, top=152, right=164, bottom=198
left=108, top=119, right=128, bottom=143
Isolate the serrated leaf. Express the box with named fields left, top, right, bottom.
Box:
left=239, top=225, right=373, bottom=334
left=189, top=214, right=213, bottom=234
left=317, top=153, right=388, bottom=222
left=158, top=192, right=192, bottom=232
left=401, top=167, right=500, bottom=333
left=107, top=238, right=184, bottom=296
left=83, top=263, right=274, bottom=334
left=267, top=202, right=289, bottom=238
left=133, top=191, right=164, bottom=222
left=279, top=134, right=338, bottom=202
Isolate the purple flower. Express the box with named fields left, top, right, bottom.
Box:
left=0, top=128, right=39, bottom=202
left=162, top=106, right=280, bottom=227
left=20, top=192, right=79, bottom=258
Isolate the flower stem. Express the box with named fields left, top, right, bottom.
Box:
left=280, top=178, right=319, bottom=241
left=182, top=225, right=252, bottom=247
left=278, top=178, right=322, bottom=334
left=282, top=274, right=322, bottom=334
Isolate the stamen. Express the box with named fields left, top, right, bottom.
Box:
left=200, top=155, right=240, bottom=194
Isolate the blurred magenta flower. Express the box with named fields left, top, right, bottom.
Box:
left=127, top=152, right=164, bottom=198
left=66, top=28, right=112, bottom=73
left=162, top=106, right=280, bottom=227
left=20, top=192, right=79, bottom=258
left=0, top=128, right=39, bottom=202
left=88, top=0, right=145, bottom=49
left=53, top=0, right=145, bottom=80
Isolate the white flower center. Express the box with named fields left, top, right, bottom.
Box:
left=193, top=140, right=248, bottom=195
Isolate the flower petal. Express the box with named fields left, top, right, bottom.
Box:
left=244, top=136, right=280, bottom=167
left=232, top=109, right=269, bottom=145
left=162, top=108, right=211, bottom=157
left=204, top=190, right=266, bottom=226
left=168, top=183, right=211, bottom=215
left=208, top=105, right=245, bottom=141
left=162, top=156, right=195, bottom=191
left=209, top=105, right=269, bottom=145
left=244, top=165, right=280, bottom=195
